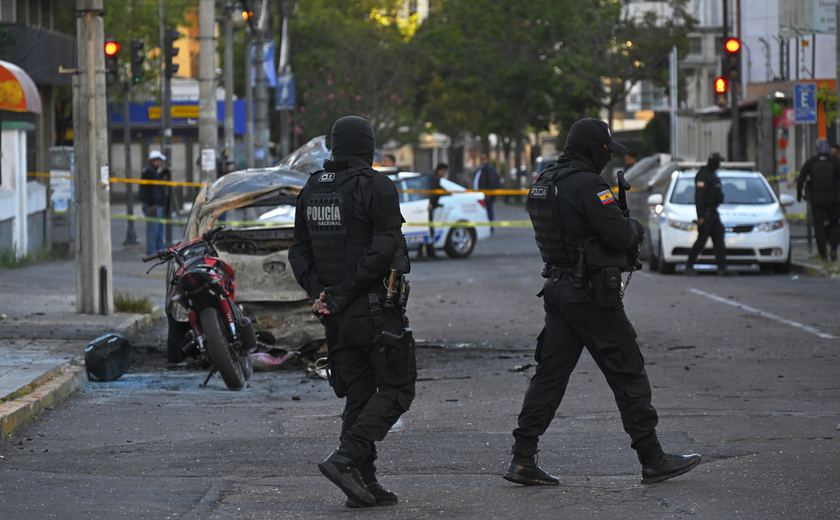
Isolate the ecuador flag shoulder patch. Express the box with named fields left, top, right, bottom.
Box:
left=598, top=189, right=615, bottom=205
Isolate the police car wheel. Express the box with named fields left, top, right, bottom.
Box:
left=445, top=226, right=476, bottom=259
left=649, top=238, right=660, bottom=272
left=658, top=237, right=675, bottom=274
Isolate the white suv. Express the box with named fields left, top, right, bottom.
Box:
left=647, top=167, right=794, bottom=274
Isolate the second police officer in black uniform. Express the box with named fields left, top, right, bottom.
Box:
left=797, top=139, right=840, bottom=262
left=289, top=116, right=416, bottom=508
left=504, top=118, right=701, bottom=486
left=683, top=152, right=735, bottom=276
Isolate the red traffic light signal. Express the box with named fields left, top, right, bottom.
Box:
left=722, top=37, right=741, bottom=82
left=714, top=77, right=727, bottom=94
left=724, top=38, right=741, bottom=54
left=104, top=40, right=120, bottom=56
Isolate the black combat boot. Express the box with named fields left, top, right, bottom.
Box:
left=641, top=453, right=702, bottom=484
left=318, top=449, right=376, bottom=506
left=344, top=461, right=398, bottom=508
left=503, top=452, right=559, bottom=486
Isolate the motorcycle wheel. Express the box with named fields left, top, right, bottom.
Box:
left=167, top=313, right=192, bottom=363
left=200, top=307, right=245, bottom=391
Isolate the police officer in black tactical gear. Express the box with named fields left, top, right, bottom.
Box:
left=683, top=152, right=735, bottom=276
left=504, top=118, right=701, bottom=487
left=289, top=116, right=416, bottom=508
left=797, top=139, right=840, bottom=262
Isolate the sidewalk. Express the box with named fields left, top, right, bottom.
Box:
left=0, top=204, right=836, bottom=438
left=1, top=208, right=163, bottom=437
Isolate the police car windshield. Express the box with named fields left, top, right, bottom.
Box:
left=670, top=175, right=775, bottom=205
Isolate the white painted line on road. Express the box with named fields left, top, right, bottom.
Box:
left=688, top=288, right=837, bottom=340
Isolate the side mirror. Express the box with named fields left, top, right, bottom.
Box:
left=647, top=193, right=663, bottom=205
left=778, top=194, right=795, bottom=207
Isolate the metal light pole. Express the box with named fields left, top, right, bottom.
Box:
left=122, top=82, right=137, bottom=244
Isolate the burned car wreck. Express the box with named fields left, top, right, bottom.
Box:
left=165, top=168, right=324, bottom=364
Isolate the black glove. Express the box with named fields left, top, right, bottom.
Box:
left=629, top=218, right=645, bottom=244
left=323, top=286, right=351, bottom=314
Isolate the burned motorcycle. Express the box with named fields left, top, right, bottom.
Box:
left=143, top=226, right=257, bottom=391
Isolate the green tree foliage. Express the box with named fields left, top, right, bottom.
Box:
left=289, top=0, right=416, bottom=145
left=411, top=0, right=591, bottom=148
left=550, top=0, right=695, bottom=128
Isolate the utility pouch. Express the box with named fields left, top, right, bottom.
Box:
left=318, top=356, right=345, bottom=398
left=374, top=328, right=416, bottom=386
left=594, top=267, right=622, bottom=307
left=584, top=239, right=629, bottom=271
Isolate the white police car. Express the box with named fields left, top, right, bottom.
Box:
left=388, top=171, right=491, bottom=259
left=647, top=167, right=794, bottom=274
left=257, top=171, right=491, bottom=259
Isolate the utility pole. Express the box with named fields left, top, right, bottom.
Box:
left=245, top=28, right=255, bottom=168
left=223, top=3, right=235, bottom=163
left=836, top=3, right=839, bottom=147
left=73, top=0, right=112, bottom=315
left=254, top=30, right=269, bottom=167
left=198, top=0, right=218, bottom=184
left=277, top=0, right=291, bottom=159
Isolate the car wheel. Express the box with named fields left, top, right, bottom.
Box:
left=658, top=237, right=675, bottom=274
left=167, top=312, right=192, bottom=363
left=773, top=246, right=792, bottom=274
left=445, top=226, right=476, bottom=259
left=649, top=235, right=660, bottom=272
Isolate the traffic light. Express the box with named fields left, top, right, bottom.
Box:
left=104, top=39, right=119, bottom=85
left=714, top=76, right=728, bottom=107
left=722, top=37, right=741, bottom=83
left=163, top=27, right=180, bottom=79
left=130, top=39, right=144, bottom=84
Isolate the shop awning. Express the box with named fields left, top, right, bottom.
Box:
left=0, top=60, right=41, bottom=114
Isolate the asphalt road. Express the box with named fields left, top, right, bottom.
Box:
left=1, top=203, right=839, bottom=519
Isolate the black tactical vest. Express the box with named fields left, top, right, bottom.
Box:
left=527, top=164, right=584, bottom=267
left=808, top=156, right=838, bottom=200
left=303, top=166, right=370, bottom=286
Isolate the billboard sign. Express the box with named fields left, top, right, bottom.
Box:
left=779, top=0, right=837, bottom=37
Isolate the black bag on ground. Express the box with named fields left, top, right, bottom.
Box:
left=85, top=334, right=133, bottom=382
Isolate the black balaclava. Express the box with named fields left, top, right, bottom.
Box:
left=707, top=152, right=724, bottom=171
left=329, top=116, right=375, bottom=166
left=816, top=140, right=830, bottom=156
left=560, top=118, right=624, bottom=174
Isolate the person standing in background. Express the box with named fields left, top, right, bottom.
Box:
left=139, top=151, right=168, bottom=256
left=473, top=153, right=502, bottom=228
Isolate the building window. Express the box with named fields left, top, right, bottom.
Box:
left=0, top=0, right=15, bottom=22
left=689, top=37, right=702, bottom=55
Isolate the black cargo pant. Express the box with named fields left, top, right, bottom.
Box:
left=512, top=275, right=665, bottom=466
left=324, top=295, right=416, bottom=464
left=686, top=210, right=726, bottom=269
left=810, top=197, right=840, bottom=258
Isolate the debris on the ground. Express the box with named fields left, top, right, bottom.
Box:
left=249, top=351, right=299, bottom=372
left=509, top=363, right=532, bottom=372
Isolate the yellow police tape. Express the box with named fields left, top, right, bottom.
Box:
left=112, top=213, right=807, bottom=227
left=30, top=170, right=803, bottom=195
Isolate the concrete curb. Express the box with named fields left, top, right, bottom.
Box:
left=791, top=261, right=828, bottom=277
left=0, top=361, right=88, bottom=437
left=0, top=310, right=161, bottom=438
